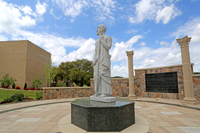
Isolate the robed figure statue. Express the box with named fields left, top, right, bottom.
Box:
left=92, top=24, right=112, bottom=98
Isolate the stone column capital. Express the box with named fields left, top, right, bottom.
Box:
left=126, top=51, right=134, bottom=57
left=176, top=36, right=192, bottom=47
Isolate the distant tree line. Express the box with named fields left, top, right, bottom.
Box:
left=111, top=76, right=123, bottom=78
left=194, top=72, right=200, bottom=74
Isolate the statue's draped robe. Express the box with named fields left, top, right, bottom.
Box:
left=93, top=36, right=112, bottom=95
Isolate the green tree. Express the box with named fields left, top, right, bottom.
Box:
left=57, top=59, right=93, bottom=86
left=56, top=80, right=67, bottom=87
left=32, top=78, right=43, bottom=89
left=45, top=60, right=58, bottom=87
left=0, top=74, right=17, bottom=99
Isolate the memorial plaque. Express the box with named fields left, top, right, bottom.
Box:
left=145, top=72, right=178, bottom=93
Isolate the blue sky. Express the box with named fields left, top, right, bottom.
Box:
left=0, top=0, right=200, bottom=77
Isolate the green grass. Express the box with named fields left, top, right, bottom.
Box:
left=0, top=89, right=43, bottom=102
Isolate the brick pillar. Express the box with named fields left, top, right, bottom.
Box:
left=176, top=36, right=197, bottom=104
left=126, top=51, right=137, bottom=99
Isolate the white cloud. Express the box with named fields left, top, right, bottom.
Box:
left=129, top=0, right=181, bottom=24
left=50, top=8, right=62, bottom=19
left=0, top=34, right=8, bottom=41
left=134, top=39, right=182, bottom=69
left=111, top=35, right=143, bottom=62
left=19, top=5, right=37, bottom=17
left=36, top=1, right=47, bottom=16
left=62, top=38, right=96, bottom=62
left=171, top=17, right=200, bottom=73
left=134, top=47, right=151, bottom=61
left=171, top=17, right=200, bottom=44
left=140, top=42, right=146, bottom=46
left=160, top=41, right=170, bottom=46
left=126, top=29, right=138, bottom=34
left=52, top=0, right=88, bottom=22
left=10, top=29, right=93, bottom=65
left=156, top=4, right=181, bottom=24
left=0, top=0, right=36, bottom=34
left=128, top=17, right=136, bottom=23
left=51, top=0, right=116, bottom=22
left=111, top=65, right=128, bottom=77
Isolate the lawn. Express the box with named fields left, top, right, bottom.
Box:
left=0, top=89, right=43, bottom=102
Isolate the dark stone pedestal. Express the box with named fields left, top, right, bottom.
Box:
left=71, top=97, right=135, bottom=132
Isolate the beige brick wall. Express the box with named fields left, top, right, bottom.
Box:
left=0, top=40, right=51, bottom=89
left=0, top=41, right=27, bottom=89
left=26, top=41, right=51, bottom=88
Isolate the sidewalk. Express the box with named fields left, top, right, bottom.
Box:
left=0, top=97, right=199, bottom=133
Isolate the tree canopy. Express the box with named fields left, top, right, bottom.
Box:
left=57, top=59, right=93, bottom=86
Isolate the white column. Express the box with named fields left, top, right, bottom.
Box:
left=126, top=51, right=137, bottom=99
left=176, top=36, right=197, bottom=104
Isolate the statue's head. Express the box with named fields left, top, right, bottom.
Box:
left=97, top=24, right=107, bottom=35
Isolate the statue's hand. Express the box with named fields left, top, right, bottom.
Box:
left=99, top=32, right=104, bottom=41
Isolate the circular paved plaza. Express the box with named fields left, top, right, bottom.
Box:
left=0, top=98, right=200, bottom=133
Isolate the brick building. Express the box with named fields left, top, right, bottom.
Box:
left=0, top=40, right=51, bottom=89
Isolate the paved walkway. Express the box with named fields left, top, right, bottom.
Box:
left=0, top=97, right=200, bottom=133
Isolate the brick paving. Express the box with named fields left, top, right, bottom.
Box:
left=0, top=97, right=199, bottom=133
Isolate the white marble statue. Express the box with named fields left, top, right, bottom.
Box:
left=92, top=24, right=112, bottom=98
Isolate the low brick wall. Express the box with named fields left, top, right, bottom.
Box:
left=193, top=74, right=200, bottom=101
left=90, top=78, right=129, bottom=97
left=43, top=66, right=200, bottom=101
left=43, top=87, right=94, bottom=100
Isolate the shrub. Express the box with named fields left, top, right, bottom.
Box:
left=56, top=80, right=67, bottom=87
left=83, top=84, right=88, bottom=87
left=35, top=91, right=43, bottom=100
left=24, top=88, right=29, bottom=90
left=0, top=74, right=17, bottom=88
left=11, top=93, right=24, bottom=101
left=16, top=86, right=20, bottom=89
left=1, top=82, right=4, bottom=88
left=36, top=88, right=41, bottom=90
left=32, top=78, right=43, bottom=89
left=3, top=97, right=13, bottom=102
left=30, top=88, right=35, bottom=90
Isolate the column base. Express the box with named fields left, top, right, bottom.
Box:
left=128, top=94, right=137, bottom=99
left=181, top=97, right=198, bottom=105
